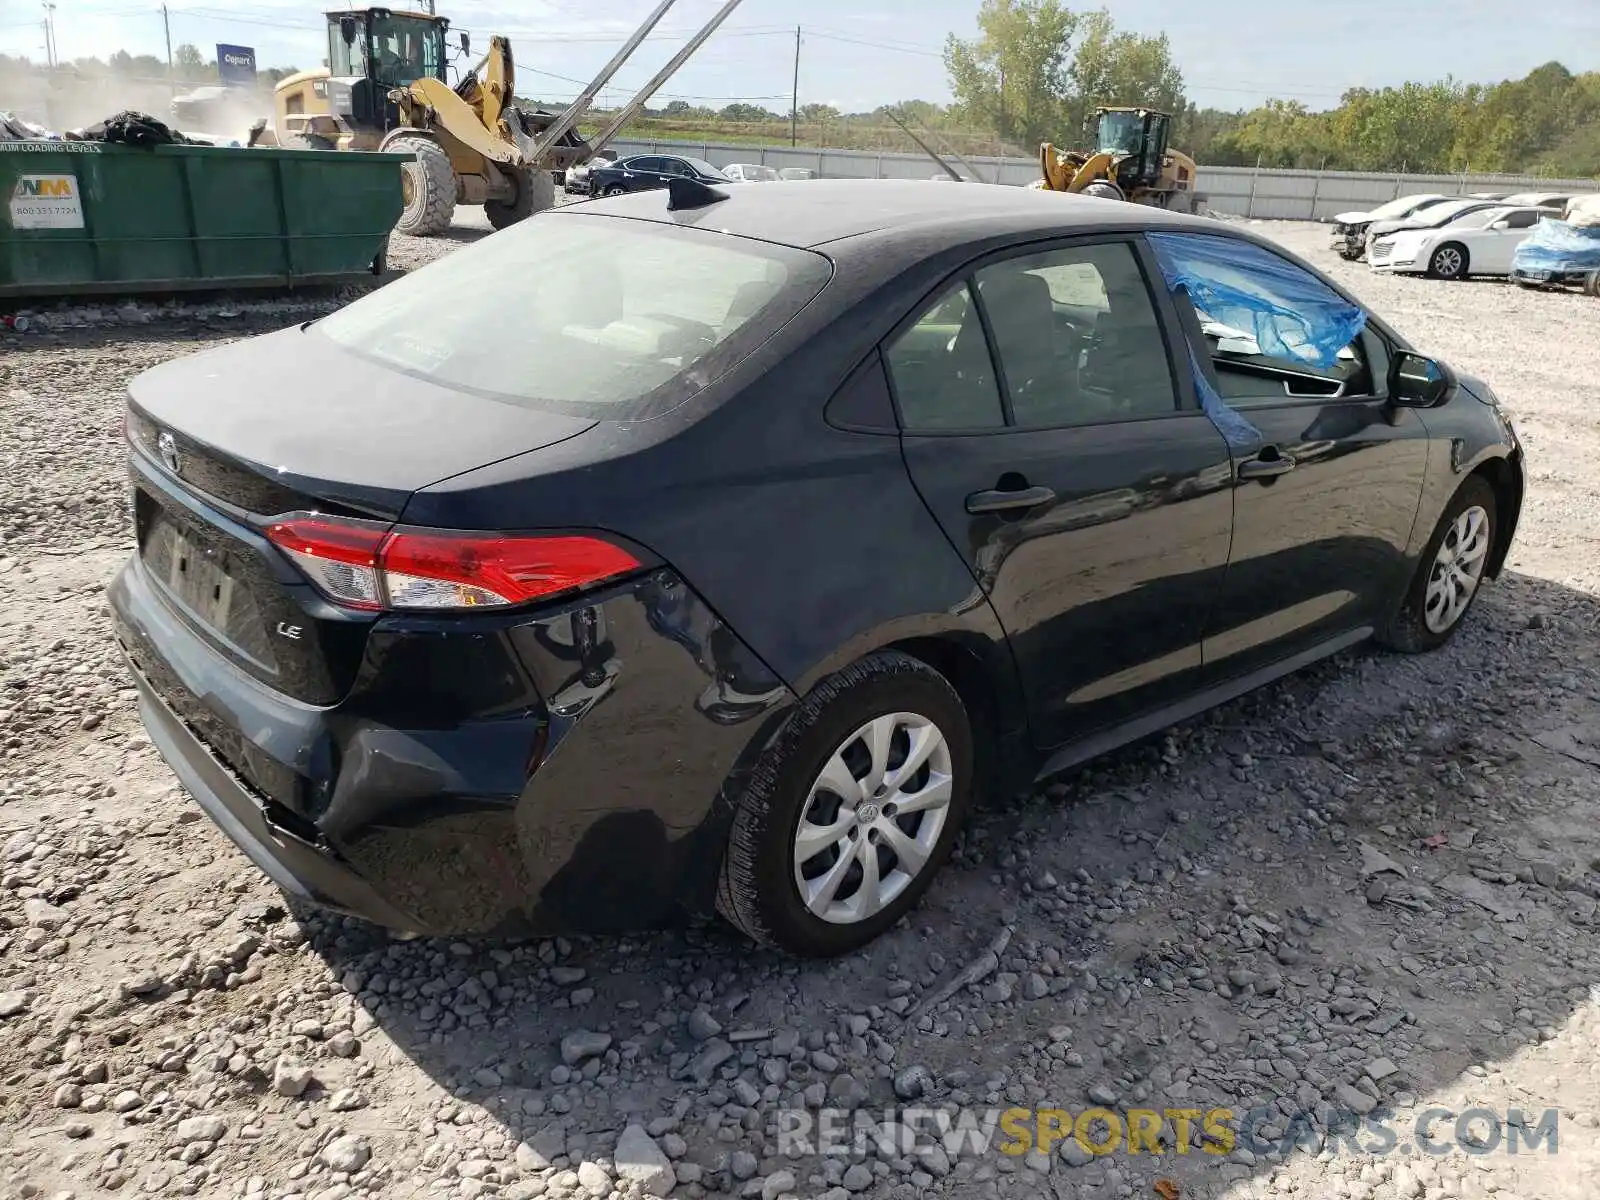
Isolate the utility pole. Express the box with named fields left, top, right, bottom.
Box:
left=161, top=3, right=173, bottom=75
left=41, top=2, right=56, bottom=68
left=790, top=25, right=799, bottom=147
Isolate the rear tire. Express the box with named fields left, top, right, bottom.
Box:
left=717, top=651, right=974, bottom=957
left=1082, top=180, right=1125, bottom=202
left=484, top=166, right=556, bottom=230
left=1585, top=271, right=1600, bottom=298
left=1379, top=477, right=1497, bottom=653
left=603, top=184, right=627, bottom=198
left=390, top=134, right=456, bottom=237
left=1337, top=246, right=1364, bottom=262
left=1428, top=242, right=1468, bottom=280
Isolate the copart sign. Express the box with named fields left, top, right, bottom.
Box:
left=9, top=174, right=84, bottom=230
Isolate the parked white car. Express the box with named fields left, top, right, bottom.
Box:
left=1368, top=205, right=1555, bottom=279
left=778, top=167, right=816, bottom=181
left=722, top=163, right=780, bottom=183
left=1328, top=193, right=1453, bottom=260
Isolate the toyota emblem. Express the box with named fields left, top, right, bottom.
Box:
left=157, top=430, right=180, bottom=475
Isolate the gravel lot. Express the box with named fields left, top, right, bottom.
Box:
left=2, top=210, right=1599, bottom=1200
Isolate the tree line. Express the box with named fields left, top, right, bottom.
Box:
left=5, top=7, right=1596, bottom=178
left=941, top=0, right=1598, bottom=177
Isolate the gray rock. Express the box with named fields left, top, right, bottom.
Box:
left=549, top=967, right=587, bottom=986
left=273, top=1058, right=313, bottom=1098
left=828, top=1073, right=870, bottom=1109
left=23, top=897, right=67, bottom=929
left=176, top=1116, right=226, bottom=1143
left=1059, top=1139, right=1093, bottom=1168
left=893, top=1064, right=932, bottom=1101
left=54, top=1083, right=82, bottom=1108
left=811, top=1049, right=840, bottom=1072
left=731, top=1150, right=759, bottom=1180
left=575, top=1162, right=610, bottom=1195
left=328, top=1088, right=366, bottom=1112
left=110, top=1089, right=144, bottom=1113
left=1023, top=1150, right=1051, bottom=1173
left=1332, top=1082, right=1376, bottom=1116
left=517, top=1123, right=567, bottom=1170
left=0, top=991, right=27, bottom=1018
left=327, top=1031, right=359, bottom=1058
left=120, top=970, right=162, bottom=997
left=1086, top=1082, right=1118, bottom=1107
left=1365, top=1057, right=1399, bottom=1083
left=762, top=1169, right=797, bottom=1200
left=560, top=1030, right=612, bottom=1066
left=687, top=1009, right=723, bottom=1042
left=842, top=1163, right=874, bottom=1192
left=1023, top=973, right=1049, bottom=1000
left=682, top=1038, right=735, bottom=1084
left=771, top=1031, right=800, bottom=1056
left=321, top=1133, right=370, bottom=1173
left=615, top=1123, right=676, bottom=1197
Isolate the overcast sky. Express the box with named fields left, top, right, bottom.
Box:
left=4, top=0, right=1596, bottom=113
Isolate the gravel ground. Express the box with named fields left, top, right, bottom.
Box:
left=2, top=212, right=1599, bottom=1200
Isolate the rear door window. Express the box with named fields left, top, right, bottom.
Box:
left=884, top=283, right=1005, bottom=431
left=974, top=242, right=1177, bottom=428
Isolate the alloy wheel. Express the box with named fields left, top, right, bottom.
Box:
left=1433, top=246, right=1464, bottom=278
left=792, top=712, right=953, bottom=925
left=1424, top=504, right=1490, bottom=633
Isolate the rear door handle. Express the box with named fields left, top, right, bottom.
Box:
left=965, top=485, right=1056, bottom=514
left=1237, top=454, right=1296, bottom=480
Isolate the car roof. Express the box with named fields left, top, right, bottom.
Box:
left=558, top=178, right=1217, bottom=251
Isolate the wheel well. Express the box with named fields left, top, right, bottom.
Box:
left=1471, top=454, right=1522, bottom=578
left=888, top=636, right=1006, bottom=798
left=1435, top=241, right=1469, bottom=269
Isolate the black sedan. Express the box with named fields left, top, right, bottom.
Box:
left=110, top=180, right=1523, bottom=957
left=580, top=153, right=730, bottom=197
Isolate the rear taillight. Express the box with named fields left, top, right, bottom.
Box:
left=264, top=515, right=641, bottom=612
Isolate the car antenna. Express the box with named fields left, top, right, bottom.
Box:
left=667, top=176, right=729, bottom=211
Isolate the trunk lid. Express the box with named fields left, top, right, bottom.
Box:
left=125, top=326, right=598, bottom=704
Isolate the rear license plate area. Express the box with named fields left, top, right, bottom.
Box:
left=147, top=520, right=237, bottom=630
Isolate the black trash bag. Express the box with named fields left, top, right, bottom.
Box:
left=71, top=110, right=188, bottom=147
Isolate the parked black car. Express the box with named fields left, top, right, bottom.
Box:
left=579, top=153, right=730, bottom=197
left=111, top=181, right=1523, bottom=957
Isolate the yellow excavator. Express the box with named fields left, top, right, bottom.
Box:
left=1036, top=106, right=1201, bottom=211
left=253, top=1, right=743, bottom=236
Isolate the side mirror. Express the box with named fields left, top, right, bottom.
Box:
left=1390, top=351, right=1455, bottom=408
left=1490, top=219, right=1509, bottom=230
left=459, top=31, right=470, bottom=55
left=339, top=16, right=358, bottom=45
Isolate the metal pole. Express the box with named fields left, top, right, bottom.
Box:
left=790, top=25, right=799, bottom=147
left=1246, top=152, right=1260, bottom=218
left=583, top=0, right=747, bottom=154
left=162, top=3, right=173, bottom=74
left=42, top=2, right=56, bottom=68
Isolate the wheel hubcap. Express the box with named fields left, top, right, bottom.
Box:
left=1437, top=248, right=1462, bottom=276
left=793, top=712, right=953, bottom=925
left=1424, top=505, right=1490, bottom=633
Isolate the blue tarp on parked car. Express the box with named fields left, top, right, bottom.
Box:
left=1512, top=219, right=1600, bottom=277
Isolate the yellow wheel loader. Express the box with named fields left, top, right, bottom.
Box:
left=253, top=0, right=744, bottom=236
left=1036, top=107, right=1202, bottom=212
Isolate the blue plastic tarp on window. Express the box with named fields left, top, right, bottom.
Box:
left=1512, top=219, right=1600, bottom=275
left=1147, top=232, right=1367, bottom=370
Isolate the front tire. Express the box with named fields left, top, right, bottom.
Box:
left=1428, top=242, right=1468, bottom=280
left=484, top=166, right=556, bottom=230
left=603, top=184, right=627, bottom=198
left=1379, top=477, right=1497, bottom=653
left=717, top=651, right=974, bottom=957
left=1082, top=180, right=1125, bottom=202
left=390, top=134, right=456, bottom=237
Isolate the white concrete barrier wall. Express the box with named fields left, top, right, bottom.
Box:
left=605, top=137, right=1595, bottom=220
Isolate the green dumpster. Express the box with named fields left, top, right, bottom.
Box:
left=0, top=140, right=409, bottom=299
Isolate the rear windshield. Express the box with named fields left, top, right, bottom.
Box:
left=316, top=213, right=830, bottom=419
